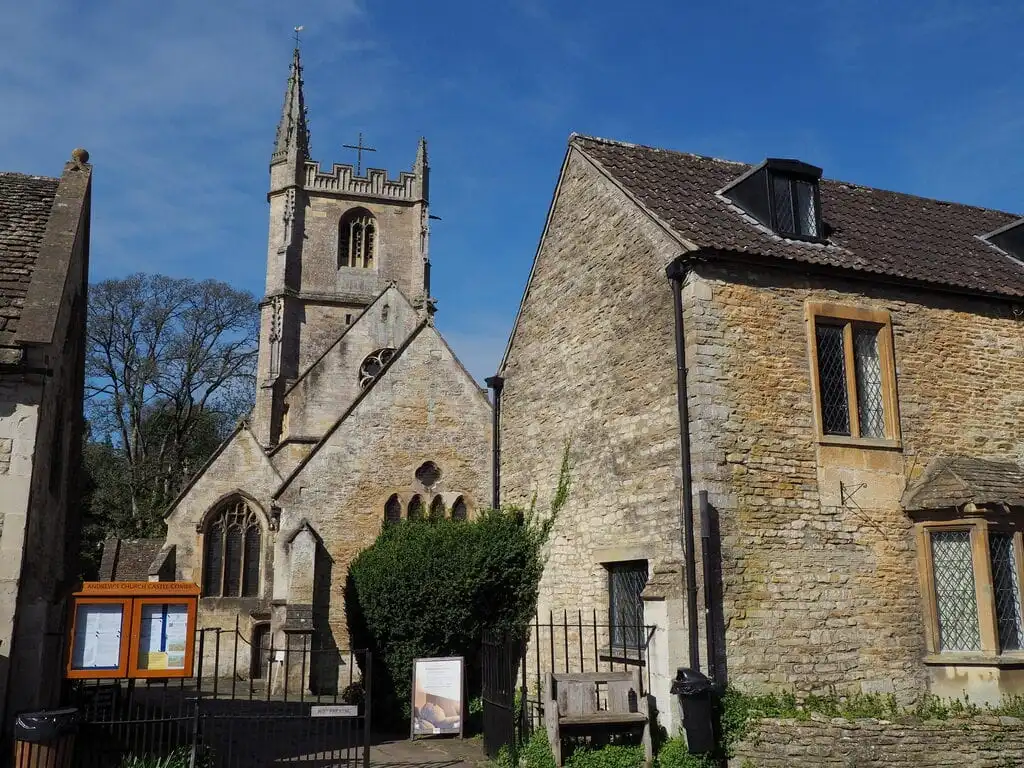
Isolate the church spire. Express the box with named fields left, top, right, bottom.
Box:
left=272, top=45, right=310, bottom=165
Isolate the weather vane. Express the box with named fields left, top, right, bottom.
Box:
left=293, top=25, right=304, bottom=47
left=343, top=132, right=377, bottom=175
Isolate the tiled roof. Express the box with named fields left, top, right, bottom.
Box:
left=98, top=538, right=166, bottom=581
left=902, top=456, right=1024, bottom=511
left=574, top=136, right=1024, bottom=298
left=0, top=173, right=60, bottom=341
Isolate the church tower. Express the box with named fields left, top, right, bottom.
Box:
left=253, top=46, right=432, bottom=446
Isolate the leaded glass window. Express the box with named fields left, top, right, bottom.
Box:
left=931, top=531, right=980, bottom=652
left=990, top=533, right=1023, bottom=652
left=813, top=314, right=892, bottom=440
left=853, top=327, right=885, bottom=438
left=770, top=172, right=820, bottom=239
left=815, top=324, right=850, bottom=435
left=608, top=560, right=649, bottom=650
left=408, top=495, right=423, bottom=520
left=429, top=495, right=445, bottom=521
left=451, top=496, right=468, bottom=521
left=384, top=494, right=402, bottom=524
left=202, top=499, right=262, bottom=598
left=339, top=208, right=377, bottom=269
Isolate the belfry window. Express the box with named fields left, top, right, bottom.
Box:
left=203, top=498, right=262, bottom=598
left=722, top=158, right=824, bottom=241
left=339, top=208, right=377, bottom=269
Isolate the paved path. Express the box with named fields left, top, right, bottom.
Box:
left=370, top=735, right=488, bottom=767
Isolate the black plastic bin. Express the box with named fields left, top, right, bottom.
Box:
left=670, top=667, right=715, bottom=755
left=13, top=708, right=79, bottom=768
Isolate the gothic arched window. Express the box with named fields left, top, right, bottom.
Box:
left=384, top=494, right=402, bottom=525
left=452, top=496, right=468, bottom=521
left=430, top=495, right=445, bottom=521
left=408, top=495, right=424, bottom=520
left=359, top=348, right=395, bottom=389
left=339, top=208, right=377, bottom=269
left=203, top=498, right=262, bottom=598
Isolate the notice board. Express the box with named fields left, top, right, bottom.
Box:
left=66, top=582, right=199, bottom=680
left=411, top=656, right=464, bottom=738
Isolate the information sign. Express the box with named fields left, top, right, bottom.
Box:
left=66, top=582, right=199, bottom=680
left=411, top=656, right=464, bottom=738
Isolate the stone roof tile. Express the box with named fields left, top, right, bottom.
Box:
left=0, top=173, right=59, bottom=342
left=574, top=136, right=1024, bottom=298
left=902, top=456, right=1024, bottom=511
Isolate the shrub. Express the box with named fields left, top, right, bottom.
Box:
left=564, top=744, right=644, bottom=768
left=345, top=447, right=569, bottom=722
left=654, top=737, right=714, bottom=768
left=520, top=727, right=558, bottom=768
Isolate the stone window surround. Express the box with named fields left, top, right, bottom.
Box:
left=805, top=301, right=901, bottom=448
left=915, top=510, right=1024, bottom=667
left=196, top=494, right=268, bottom=600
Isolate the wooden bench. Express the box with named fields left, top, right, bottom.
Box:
left=543, top=670, right=652, bottom=766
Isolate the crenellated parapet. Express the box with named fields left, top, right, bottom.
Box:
left=304, top=161, right=422, bottom=201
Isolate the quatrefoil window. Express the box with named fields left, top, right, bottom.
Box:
left=359, top=348, right=395, bottom=389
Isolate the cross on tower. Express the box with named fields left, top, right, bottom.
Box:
left=343, top=132, right=377, bottom=175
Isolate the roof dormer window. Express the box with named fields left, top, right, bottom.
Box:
left=982, top=219, right=1024, bottom=262
left=722, top=158, right=824, bottom=242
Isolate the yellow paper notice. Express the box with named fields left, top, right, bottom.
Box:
left=144, top=651, right=168, bottom=670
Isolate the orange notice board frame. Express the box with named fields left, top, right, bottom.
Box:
left=66, top=582, right=199, bottom=680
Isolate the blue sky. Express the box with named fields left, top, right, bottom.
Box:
left=2, top=0, right=1023, bottom=382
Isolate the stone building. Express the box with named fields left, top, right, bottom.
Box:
left=497, top=134, right=1024, bottom=725
left=160, top=48, right=491, bottom=679
left=0, top=150, right=92, bottom=722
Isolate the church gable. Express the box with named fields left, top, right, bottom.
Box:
left=273, top=321, right=491, bottom=543
left=281, top=284, right=421, bottom=440
left=164, top=423, right=282, bottom=585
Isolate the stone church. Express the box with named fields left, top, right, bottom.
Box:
left=156, top=47, right=491, bottom=672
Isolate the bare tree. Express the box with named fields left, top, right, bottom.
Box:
left=86, top=274, right=258, bottom=528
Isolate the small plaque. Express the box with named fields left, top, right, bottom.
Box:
left=310, top=705, right=358, bottom=718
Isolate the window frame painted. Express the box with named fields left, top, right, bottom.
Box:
left=916, top=514, right=1024, bottom=662
left=769, top=171, right=823, bottom=240
left=806, top=302, right=900, bottom=447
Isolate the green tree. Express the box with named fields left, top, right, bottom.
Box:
left=80, top=274, right=257, bottom=571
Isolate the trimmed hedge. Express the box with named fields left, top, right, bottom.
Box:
left=345, top=509, right=548, bottom=718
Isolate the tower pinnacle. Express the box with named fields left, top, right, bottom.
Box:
left=272, top=45, right=310, bottom=164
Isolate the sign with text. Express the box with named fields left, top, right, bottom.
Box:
left=411, top=656, right=464, bottom=738
left=311, top=705, right=359, bottom=718
left=66, top=582, right=199, bottom=680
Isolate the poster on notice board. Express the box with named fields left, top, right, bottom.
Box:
left=411, top=656, right=464, bottom=738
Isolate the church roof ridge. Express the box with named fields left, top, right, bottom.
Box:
left=162, top=420, right=282, bottom=519
left=282, top=284, right=415, bottom=397
left=273, top=318, right=431, bottom=500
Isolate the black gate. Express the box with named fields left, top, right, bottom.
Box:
left=481, top=630, right=524, bottom=759
left=69, top=626, right=371, bottom=767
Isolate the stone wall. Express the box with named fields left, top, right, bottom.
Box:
left=689, top=260, right=1024, bottom=701
left=732, top=714, right=1024, bottom=767
left=276, top=322, right=492, bottom=649
left=500, top=141, right=1024, bottom=710
left=500, top=147, right=685, bottom=620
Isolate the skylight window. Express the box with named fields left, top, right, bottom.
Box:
left=982, top=219, right=1024, bottom=262
left=722, top=158, right=824, bottom=242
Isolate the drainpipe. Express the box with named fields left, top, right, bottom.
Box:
left=485, top=375, right=504, bottom=510
left=666, top=258, right=700, bottom=674
left=699, top=490, right=718, bottom=682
